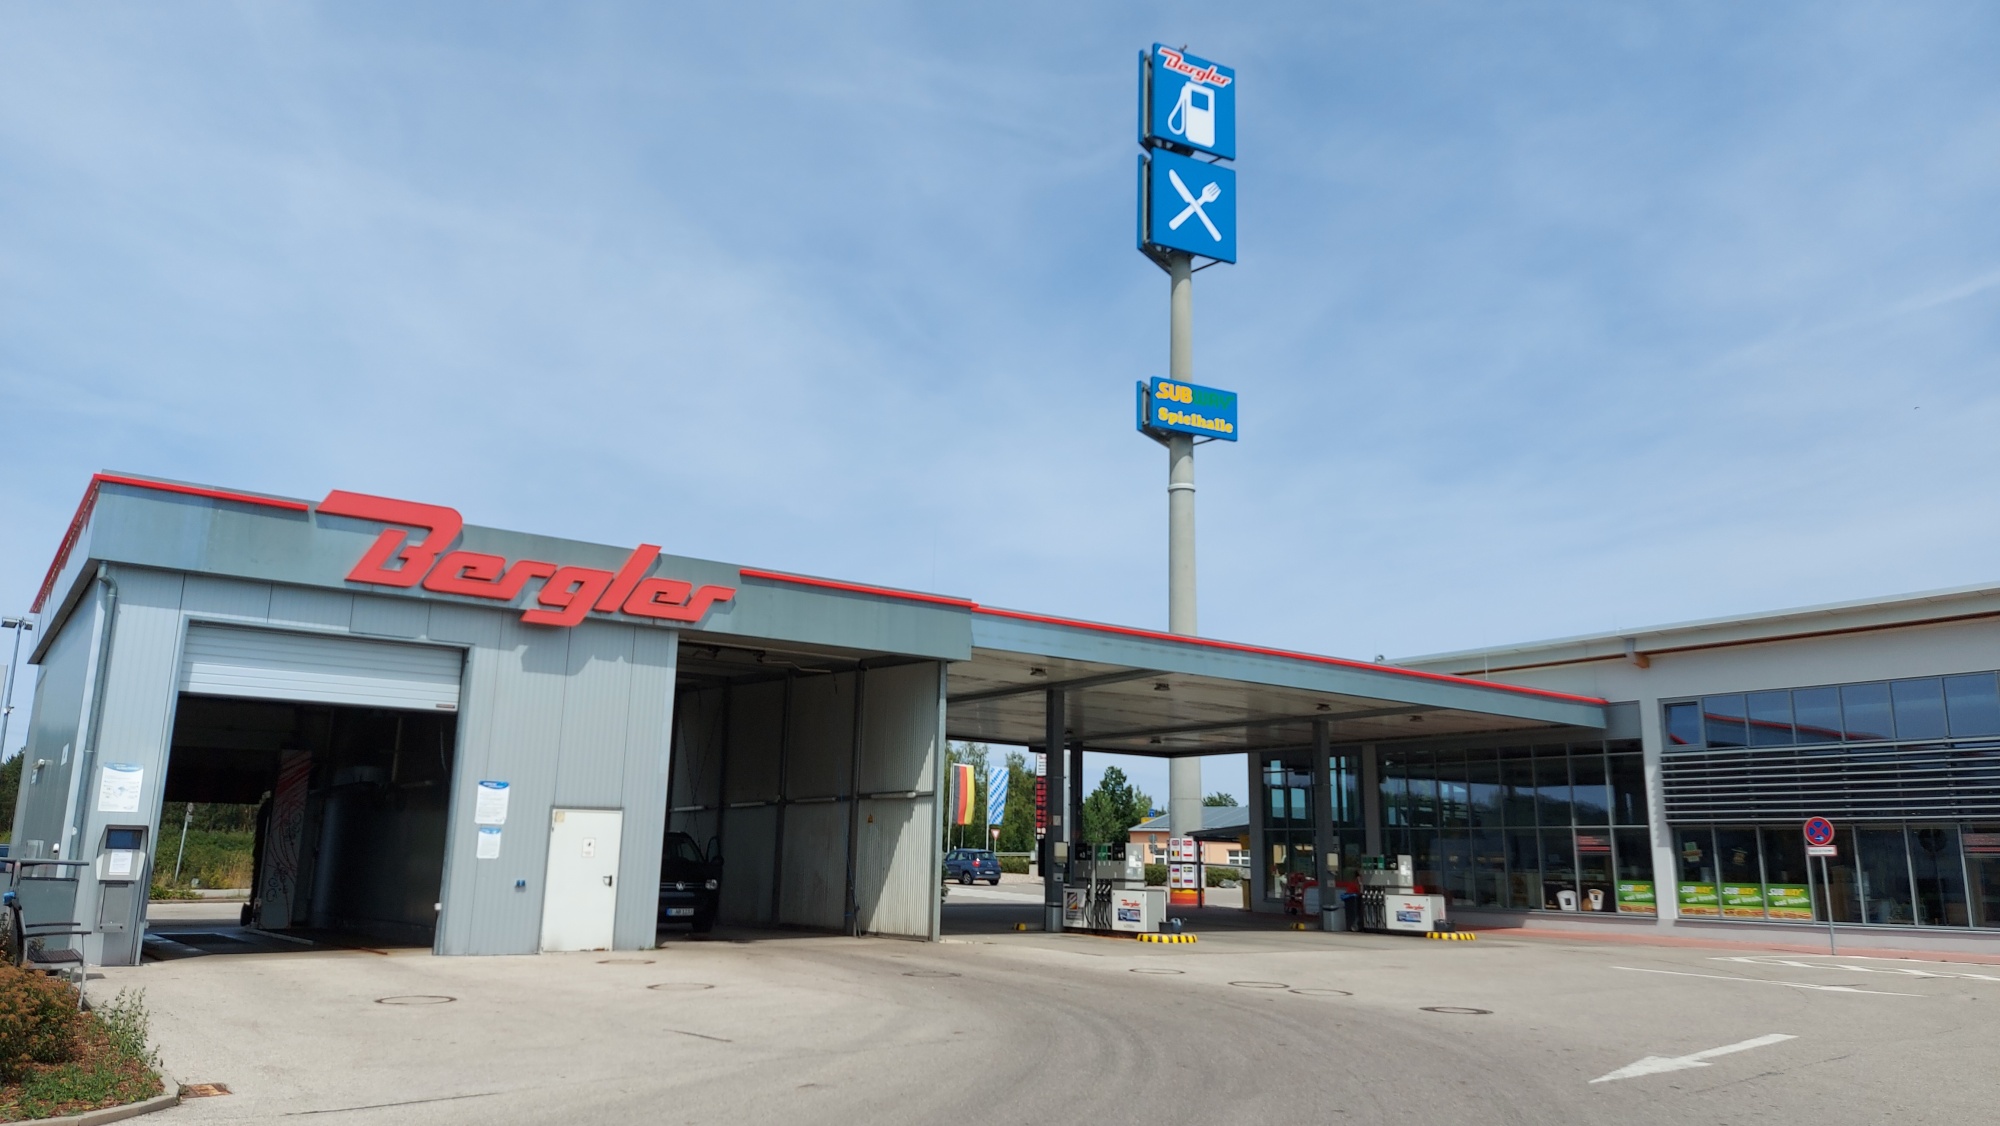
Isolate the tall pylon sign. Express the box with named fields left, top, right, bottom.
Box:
left=1134, top=44, right=1239, bottom=841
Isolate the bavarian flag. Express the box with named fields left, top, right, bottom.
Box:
left=950, top=762, right=976, bottom=825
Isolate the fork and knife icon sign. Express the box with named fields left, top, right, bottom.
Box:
left=1166, top=168, right=1222, bottom=241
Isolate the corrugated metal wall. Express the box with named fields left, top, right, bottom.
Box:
left=670, top=663, right=942, bottom=939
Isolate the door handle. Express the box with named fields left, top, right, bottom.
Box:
left=603, top=876, right=614, bottom=887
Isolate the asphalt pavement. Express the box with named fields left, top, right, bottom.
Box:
left=105, top=899, right=2000, bottom=1125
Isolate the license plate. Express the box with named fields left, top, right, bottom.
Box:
left=666, top=908, right=695, bottom=917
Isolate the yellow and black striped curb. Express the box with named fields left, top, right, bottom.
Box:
left=1138, top=933, right=1198, bottom=944
left=1426, top=931, right=1477, bottom=941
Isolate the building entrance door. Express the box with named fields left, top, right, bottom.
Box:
left=541, top=809, right=623, bottom=952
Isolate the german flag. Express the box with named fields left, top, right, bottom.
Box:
left=950, top=762, right=975, bottom=825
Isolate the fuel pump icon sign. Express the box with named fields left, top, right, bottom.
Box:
left=1167, top=82, right=1216, bottom=149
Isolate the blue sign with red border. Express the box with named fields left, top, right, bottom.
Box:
left=1804, top=817, right=1836, bottom=847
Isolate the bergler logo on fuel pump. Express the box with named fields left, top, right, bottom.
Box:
left=316, top=491, right=735, bottom=628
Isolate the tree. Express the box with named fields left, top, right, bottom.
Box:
left=1080, top=766, right=1154, bottom=845
left=1202, top=792, right=1239, bottom=807
left=0, top=753, right=19, bottom=841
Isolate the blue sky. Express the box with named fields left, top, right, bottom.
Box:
left=4, top=5, right=1999, bottom=804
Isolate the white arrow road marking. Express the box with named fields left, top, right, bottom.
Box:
left=1613, top=966, right=1920, bottom=996
left=1590, top=1033, right=1797, bottom=1083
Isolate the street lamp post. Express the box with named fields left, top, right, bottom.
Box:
left=0, top=616, right=33, bottom=766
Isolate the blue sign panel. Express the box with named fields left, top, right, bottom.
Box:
left=1139, top=377, right=1238, bottom=441
left=987, top=766, right=1009, bottom=827
left=1142, top=150, right=1236, bottom=263
left=1141, top=45, right=1235, bottom=160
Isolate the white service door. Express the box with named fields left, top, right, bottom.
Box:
left=540, top=809, right=623, bottom=952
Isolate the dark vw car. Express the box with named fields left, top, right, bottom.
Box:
left=943, top=848, right=1001, bottom=885
left=658, top=831, right=721, bottom=933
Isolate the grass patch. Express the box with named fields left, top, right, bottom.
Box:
left=0, top=986, right=163, bottom=1122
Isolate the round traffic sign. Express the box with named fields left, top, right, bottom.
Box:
left=1804, top=817, right=1836, bottom=847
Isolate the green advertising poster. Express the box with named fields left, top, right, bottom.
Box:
left=1720, top=883, right=1766, bottom=918
left=1615, top=881, right=1656, bottom=915
left=1766, top=884, right=1814, bottom=921
left=1678, top=883, right=1719, bottom=916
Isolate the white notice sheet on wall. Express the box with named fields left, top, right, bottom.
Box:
left=97, top=764, right=143, bottom=813
left=476, top=826, right=503, bottom=859
left=475, top=781, right=510, bottom=826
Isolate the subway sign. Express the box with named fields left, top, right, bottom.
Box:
left=1137, top=378, right=1239, bottom=441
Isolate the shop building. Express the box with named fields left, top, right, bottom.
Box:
left=1243, top=585, right=2000, bottom=948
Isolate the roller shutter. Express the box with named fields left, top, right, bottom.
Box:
left=178, top=624, right=462, bottom=711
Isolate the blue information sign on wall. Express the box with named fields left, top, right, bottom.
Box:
left=1140, top=149, right=1236, bottom=263
left=1138, top=377, right=1238, bottom=442
left=1140, top=44, right=1236, bottom=160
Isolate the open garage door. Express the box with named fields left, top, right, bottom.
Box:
left=147, top=625, right=465, bottom=959
left=179, top=624, right=462, bottom=710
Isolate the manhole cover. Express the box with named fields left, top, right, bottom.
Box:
left=1420, top=1006, right=1491, bottom=1015
left=647, top=982, right=715, bottom=992
left=1129, top=968, right=1184, bottom=975
left=374, top=995, right=455, bottom=1006
left=901, top=970, right=960, bottom=978
left=1290, top=988, right=1352, bottom=997
left=598, top=958, right=655, bottom=965
left=1227, top=981, right=1289, bottom=990
left=180, top=1083, right=231, bottom=1098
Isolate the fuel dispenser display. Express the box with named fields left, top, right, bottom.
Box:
left=95, top=826, right=149, bottom=966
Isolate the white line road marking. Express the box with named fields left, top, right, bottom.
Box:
left=1711, top=956, right=2000, bottom=983
left=1611, top=966, right=1921, bottom=996
left=1590, top=1033, right=1797, bottom=1083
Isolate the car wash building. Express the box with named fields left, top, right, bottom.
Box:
left=13, top=473, right=1608, bottom=963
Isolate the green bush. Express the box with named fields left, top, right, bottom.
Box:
left=150, top=829, right=254, bottom=891
left=998, top=855, right=1030, bottom=875
left=1206, top=866, right=1243, bottom=887
left=9, top=989, right=161, bottom=1118
left=1144, top=864, right=1167, bottom=886
left=0, top=964, right=81, bottom=1082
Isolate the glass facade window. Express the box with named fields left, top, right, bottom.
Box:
left=1703, top=695, right=1748, bottom=748
left=1793, top=686, right=1842, bottom=744
left=1909, top=825, right=1967, bottom=927
left=1856, top=826, right=1914, bottom=924
left=1608, top=753, right=1646, bottom=825
left=1262, top=760, right=1314, bottom=900
left=1665, top=702, right=1701, bottom=746
left=1466, top=750, right=1503, bottom=827
left=1746, top=691, right=1794, bottom=746
left=1892, top=680, right=1948, bottom=742
left=1944, top=674, right=2000, bottom=738
left=1571, top=750, right=1610, bottom=826
left=1841, top=683, right=1894, bottom=742
left=1966, top=827, right=2000, bottom=928
left=1533, top=748, right=1571, bottom=827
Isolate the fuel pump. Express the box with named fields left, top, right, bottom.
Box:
left=95, top=826, right=149, bottom=966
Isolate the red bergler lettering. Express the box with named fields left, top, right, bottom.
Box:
left=319, top=491, right=734, bottom=628
left=318, top=491, right=464, bottom=588
left=523, top=566, right=616, bottom=627
left=623, top=578, right=736, bottom=622
left=420, top=551, right=559, bottom=600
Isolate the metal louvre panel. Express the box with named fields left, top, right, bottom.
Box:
left=179, top=623, right=462, bottom=710
left=1662, top=742, right=2000, bottom=821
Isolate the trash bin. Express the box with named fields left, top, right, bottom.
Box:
left=1321, top=900, right=1343, bottom=932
